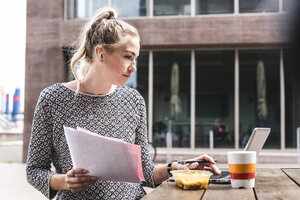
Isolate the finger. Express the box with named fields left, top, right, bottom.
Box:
left=199, top=162, right=215, bottom=167
left=203, top=166, right=212, bottom=170
left=187, top=162, right=199, bottom=169
left=203, top=165, right=221, bottom=175
left=68, top=179, right=97, bottom=193
left=67, top=168, right=89, bottom=177
left=71, top=183, right=91, bottom=193
left=194, top=163, right=212, bottom=170
left=68, top=180, right=96, bottom=189
left=67, top=176, right=97, bottom=184
left=189, top=154, right=216, bottom=165
left=210, top=164, right=222, bottom=174
left=198, top=154, right=216, bottom=164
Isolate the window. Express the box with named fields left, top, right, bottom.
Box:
left=154, top=0, right=190, bottom=16
left=74, top=0, right=147, bottom=18
left=283, top=0, right=298, bottom=12
left=74, top=0, right=109, bottom=18
left=112, top=0, right=148, bottom=17
left=239, top=0, right=279, bottom=13
left=71, top=0, right=285, bottom=18
left=284, top=49, right=300, bottom=148
left=153, top=51, right=191, bottom=147
left=196, top=0, right=234, bottom=15
left=239, top=50, right=280, bottom=149
left=92, top=0, right=109, bottom=16
left=74, top=0, right=91, bottom=18
left=136, top=51, right=149, bottom=102
left=195, top=50, right=234, bottom=148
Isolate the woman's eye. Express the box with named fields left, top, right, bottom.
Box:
left=124, top=56, right=132, bottom=60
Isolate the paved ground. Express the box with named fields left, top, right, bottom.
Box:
left=0, top=163, right=47, bottom=200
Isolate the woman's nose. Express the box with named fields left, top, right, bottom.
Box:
left=129, top=64, right=136, bottom=72
left=129, top=60, right=136, bottom=72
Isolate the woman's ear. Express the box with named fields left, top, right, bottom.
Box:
left=94, top=45, right=104, bottom=61
left=98, top=53, right=103, bottom=61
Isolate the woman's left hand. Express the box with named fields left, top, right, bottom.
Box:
left=176, top=154, right=221, bottom=175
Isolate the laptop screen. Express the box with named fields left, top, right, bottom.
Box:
left=244, top=128, right=271, bottom=154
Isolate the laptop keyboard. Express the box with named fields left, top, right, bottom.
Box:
left=211, top=171, right=230, bottom=179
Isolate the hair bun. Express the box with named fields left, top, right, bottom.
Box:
left=107, top=9, right=117, bottom=18
left=106, top=15, right=116, bottom=20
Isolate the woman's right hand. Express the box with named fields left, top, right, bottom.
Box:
left=65, top=168, right=97, bottom=193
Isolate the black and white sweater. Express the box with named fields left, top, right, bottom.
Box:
left=26, top=83, right=155, bottom=200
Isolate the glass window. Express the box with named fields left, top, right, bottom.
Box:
left=196, top=0, right=234, bottom=15
left=92, top=0, right=109, bottom=16
left=74, top=0, right=109, bottom=18
left=153, top=51, right=191, bottom=148
left=239, top=50, right=280, bottom=149
left=284, top=49, right=300, bottom=148
left=195, top=51, right=234, bottom=148
left=74, top=0, right=91, bottom=18
left=112, top=0, right=148, bottom=17
left=239, top=0, right=279, bottom=13
left=283, top=0, right=298, bottom=12
left=136, top=51, right=149, bottom=107
left=74, top=0, right=148, bottom=18
left=154, top=0, right=190, bottom=16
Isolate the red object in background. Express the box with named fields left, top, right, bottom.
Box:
left=5, top=94, right=9, bottom=114
left=13, top=96, right=20, bottom=102
left=12, top=88, right=21, bottom=121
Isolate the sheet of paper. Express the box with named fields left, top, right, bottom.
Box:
left=76, top=126, right=124, bottom=143
left=64, top=126, right=145, bottom=183
left=76, top=126, right=145, bottom=181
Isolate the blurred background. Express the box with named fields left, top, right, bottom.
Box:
left=1, top=0, right=300, bottom=199
left=0, top=0, right=26, bottom=160
left=0, top=0, right=25, bottom=134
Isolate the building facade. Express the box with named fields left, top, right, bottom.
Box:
left=23, top=0, right=299, bottom=161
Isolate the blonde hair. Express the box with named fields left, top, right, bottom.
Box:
left=70, top=7, right=139, bottom=91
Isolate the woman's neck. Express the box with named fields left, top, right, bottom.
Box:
left=79, top=78, right=113, bottom=95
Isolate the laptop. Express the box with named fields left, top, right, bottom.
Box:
left=209, top=127, right=271, bottom=184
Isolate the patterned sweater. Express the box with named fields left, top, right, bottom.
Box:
left=26, top=83, right=155, bottom=200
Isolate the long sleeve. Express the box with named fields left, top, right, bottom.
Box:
left=134, top=96, right=155, bottom=188
left=26, top=91, right=57, bottom=199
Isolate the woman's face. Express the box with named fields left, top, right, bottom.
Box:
left=102, top=36, right=140, bottom=86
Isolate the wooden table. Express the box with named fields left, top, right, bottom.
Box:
left=142, top=168, right=300, bottom=200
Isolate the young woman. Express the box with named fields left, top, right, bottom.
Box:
left=26, top=8, right=221, bottom=200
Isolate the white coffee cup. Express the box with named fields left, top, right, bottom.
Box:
left=227, top=151, right=256, bottom=188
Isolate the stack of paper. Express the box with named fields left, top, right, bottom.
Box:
left=64, top=126, right=145, bottom=183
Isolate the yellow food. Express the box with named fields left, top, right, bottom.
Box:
left=171, top=170, right=211, bottom=190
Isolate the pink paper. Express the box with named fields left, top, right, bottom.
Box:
left=126, top=144, right=145, bottom=182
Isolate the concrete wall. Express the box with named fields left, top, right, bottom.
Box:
left=63, top=14, right=289, bottom=48
left=23, top=0, right=65, bottom=162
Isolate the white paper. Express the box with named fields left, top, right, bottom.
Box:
left=64, top=126, right=144, bottom=183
